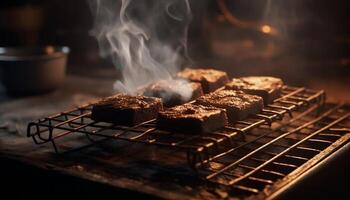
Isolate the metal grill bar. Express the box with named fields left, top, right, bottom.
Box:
left=205, top=104, right=344, bottom=180
left=199, top=105, right=349, bottom=197
left=27, top=86, right=326, bottom=168
left=194, top=103, right=322, bottom=168
left=239, top=164, right=286, bottom=177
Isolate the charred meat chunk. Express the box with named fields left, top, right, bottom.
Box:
left=157, top=104, right=228, bottom=133
left=177, top=68, right=229, bottom=93
left=91, top=93, right=163, bottom=126
left=195, top=90, right=263, bottom=122
left=225, top=76, right=283, bottom=104
left=140, top=79, right=203, bottom=107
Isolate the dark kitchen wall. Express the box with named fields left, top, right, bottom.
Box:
left=0, top=0, right=100, bottom=68
left=0, top=0, right=210, bottom=70
left=199, top=0, right=350, bottom=83
left=0, top=0, right=349, bottom=81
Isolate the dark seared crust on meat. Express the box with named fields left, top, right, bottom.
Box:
left=140, top=80, right=204, bottom=107
left=91, top=93, right=163, bottom=126
left=195, top=90, right=264, bottom=122
left=225, top=76, right=283, bottom=104
left=177, top=68, right=229, bottom=93
left=157, top=104, right=228, bottom=133
left=190, top=82, right=204, bottom=100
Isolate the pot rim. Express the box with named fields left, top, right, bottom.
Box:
left=0, top=45, right=70, bottom=61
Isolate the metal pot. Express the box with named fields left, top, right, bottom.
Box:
left=0, top=46, right=69, bottom=96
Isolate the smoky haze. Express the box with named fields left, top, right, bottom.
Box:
left=89, top=0, right=192, bottom=96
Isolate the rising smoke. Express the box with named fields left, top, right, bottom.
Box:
left=89, top=0, right=192, bottom=97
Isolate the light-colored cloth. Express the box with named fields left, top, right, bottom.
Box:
left=0, top=75, right=114, bottom=135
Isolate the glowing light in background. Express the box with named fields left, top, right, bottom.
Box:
left=261, top=25, right=271, bottom=34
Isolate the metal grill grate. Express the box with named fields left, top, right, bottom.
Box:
left=27, top=86, right=326, bottom=169
left=26, top=86, right=350, bottom=198
left=197, top=103, right=350, bottom=197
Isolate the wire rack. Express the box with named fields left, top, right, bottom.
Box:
left=27, top=86, right=325, bottom=169
left=198, top=103, right=350, bottom=198
left=26, top=85, right=350, bottom=199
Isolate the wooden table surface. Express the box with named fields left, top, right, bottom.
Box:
left=0, top=72, right=349, bottom=199
left=0, top=74, right=222, bottom=199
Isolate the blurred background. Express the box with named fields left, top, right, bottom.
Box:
left=0, top=0, right=349, bottom=100
left=1, top=1, right=349, bottom=198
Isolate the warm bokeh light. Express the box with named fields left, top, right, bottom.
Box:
left=261, top=25, right=271, bottom=34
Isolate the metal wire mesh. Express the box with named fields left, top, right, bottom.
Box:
left=26, top=86, right=350, bottom=198
left=197, top=103, right=350, bottom=197
left=27, top=86, right=325, bottom=167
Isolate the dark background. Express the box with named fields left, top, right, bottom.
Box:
left=0, top=1, right=349, bottom=198
left=0, top=0, right=349, bottom=84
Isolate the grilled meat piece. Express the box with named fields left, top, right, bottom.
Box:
left=157, top=104, right=228, bottom=133
left=140, top=79, right=203, bottom=107
left=91, top=93, right=163, bottom=126
left=225, top=76, right=283, bottom=104
left=177, top=68, right=229, bottom=93
left=195, top=90, right=263, bottom=122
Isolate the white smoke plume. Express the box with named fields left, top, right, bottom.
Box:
left=89, top=0, right=192, bottom=96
